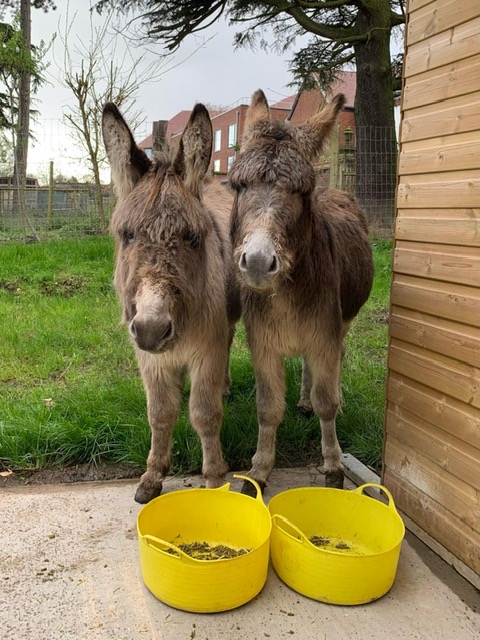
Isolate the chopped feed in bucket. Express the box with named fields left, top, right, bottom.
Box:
left=310, top=536, right=351, bottom=551
left=167, top=541, right=251, bottom=560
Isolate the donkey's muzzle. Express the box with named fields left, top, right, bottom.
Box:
left=239, top=235, right=279, bottom=289
left=129, top=315, right=174, bottom=353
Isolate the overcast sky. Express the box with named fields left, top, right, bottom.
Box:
left=24, top=1, right=305, bottom=177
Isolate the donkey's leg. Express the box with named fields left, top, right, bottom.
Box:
left=223, top=323, right=236, bottom=397
left=297, top=356, right=313, bottom=414
left=244, top=350, right=286, bottom=495
left=189, top=354, right=229, bottom=488
left=308, top=346, right=344, bottom=489
left=135, top=361, right=183, bottom=504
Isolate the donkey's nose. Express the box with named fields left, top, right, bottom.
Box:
left=239, top=240, right=279, bottom=288
left=129, top=315, right=174, bottom=352
left=240, top=251, right=278, bottom=274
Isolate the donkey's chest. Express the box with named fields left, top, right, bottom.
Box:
left=244, top=295, right=333, bottom=357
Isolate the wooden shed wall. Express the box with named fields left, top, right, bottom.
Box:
left=383, top=0, right=480, bottom=578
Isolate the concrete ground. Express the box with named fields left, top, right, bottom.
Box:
left=1, top=466, right=479, bottom=640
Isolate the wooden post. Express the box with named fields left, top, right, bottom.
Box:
left=48, top=161, right=53, bottom=229
left=329, top=124, right=339, bottom=188
left=152, top=120, right=168, bottom=155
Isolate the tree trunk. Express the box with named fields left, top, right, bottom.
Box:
left=354, top=0, right=398, bottom=231
left=93, top=165, right=106, bottom=234
left=13, top=0, right=39, bottom=242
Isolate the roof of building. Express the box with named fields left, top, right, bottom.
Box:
left=138, top=134, right=152, bottom=150
left=166, top=110, right=192, bottom=140
left=270, top=95, right=296, bottom=110
left=329, top=70, right=356, bottom=108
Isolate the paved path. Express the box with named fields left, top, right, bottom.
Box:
left=1, top=467, right=479, bottom=640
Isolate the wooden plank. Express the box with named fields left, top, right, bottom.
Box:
left=393, top=245, right=480, bottom=287
left=395, top=216, right=480, bottom=246
left=382, top=470, right=480, bottom=574
left=405, top=17, right=480, bottom=77
left=395, top=240, right=480, bottom=258
left=385, top=406, right=480, bottom=488
left=395, top=208, right=479, bottom=219
left=395, top=506, right=480, bottom=589
left=389, top=306, right=480, bottom=367
left=408, top=0, right=480, bottom=46
left=403, top=56, right=480, bottom=110
left=397, top=170, right=480, bottom=208
left=383, top=435, right=479, bottom=529
left=391, top=274, right=480, bottom=327
left=387, top=372, right=480, bottom=448
left=399, top=132, right=479, bottom=174
left=388, top=338, right=480, bottom=407
left=409, top=0, right=435, bottom=12
left=401, top=92, right=480, bottom=142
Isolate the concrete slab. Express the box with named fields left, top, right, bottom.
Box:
left=1, top=467, right=479, bottom=640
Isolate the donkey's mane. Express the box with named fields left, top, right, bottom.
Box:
left=111, top=154, right=212, bottom=243
left=230, top=122, right=316, bottom=194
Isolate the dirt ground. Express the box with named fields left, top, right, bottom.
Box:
left=0, top=461, right=144, bottom=488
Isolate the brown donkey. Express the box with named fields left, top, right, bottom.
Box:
left=102, top=103, right=240, bottom=503
left=229, top=90, right=374, bottom=494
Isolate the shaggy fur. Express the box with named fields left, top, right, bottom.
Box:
left=228, top=90, right=374, bottom=493
left=102, top=102, right=240, bottom=503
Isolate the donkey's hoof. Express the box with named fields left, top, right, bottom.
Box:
left=134, top=483, right=163, bottom=504
left=325, top=470, right=344, bottom=489
left=241, top=478, right=266, bottom=497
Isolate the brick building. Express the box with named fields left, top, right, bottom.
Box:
left=287, top=71, right=356, bottom=147
left=139, top=71, right=357, bottom=175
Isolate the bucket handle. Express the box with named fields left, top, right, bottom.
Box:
left=141, top=534, right=202, bottom=564
left=233, top=474, right=264, bottom=502
left=271, top=514, right=309, bottom=545
left=353, top=483, right=398, bottom=512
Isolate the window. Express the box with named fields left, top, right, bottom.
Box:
left=227, top=155, right=235, bottom=171
left=228, top=123, right=237, bottom=148
left=213, top=159, right=221, bottom=173
left=214, top=130, right=222, bottom=152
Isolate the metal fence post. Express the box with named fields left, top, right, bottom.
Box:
left=48, top=161, right=54, bottom=229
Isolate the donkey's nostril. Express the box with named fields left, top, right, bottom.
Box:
left=239, top=252, right=248, bottom=271
left=268, top=254, right=278, bottom=274
left=159, top=321, right=173, bottom=341
left=129, top=320, right=137, bottom=339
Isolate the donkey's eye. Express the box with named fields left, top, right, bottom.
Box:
left=122, top=230, right=135, bottom=246
left=182, top=230, right=200, bottom=249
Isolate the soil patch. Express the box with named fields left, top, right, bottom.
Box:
left=0, top=461, right=143, bottom=489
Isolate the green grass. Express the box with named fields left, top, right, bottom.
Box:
left=0, top=237, right=392, bottom=475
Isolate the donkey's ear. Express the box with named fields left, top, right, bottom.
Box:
left=102, top=103, right=151, bottom=199
left=242, top=89, right=271, bottom=144
left=173, top=103, right=212, bottom=199
left=292, top=93, right=346, bottom=160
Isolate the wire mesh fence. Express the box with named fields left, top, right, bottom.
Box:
left=316, top=125, right=398, bottom=239
left=0, top=178, right=113, bottom=243
left=0, top=125, right=397, bottom=243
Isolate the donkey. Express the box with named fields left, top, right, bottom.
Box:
left=102, top=102, right=240, bottom=503
left=228, top=90, right=374, bottom=494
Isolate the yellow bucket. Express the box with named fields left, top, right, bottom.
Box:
left=137, top=475, right=271, bottom=612
left=268, top=483, right=405, bottom=605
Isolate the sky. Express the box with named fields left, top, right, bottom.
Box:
left=23, top=1, right=306, bottom=178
